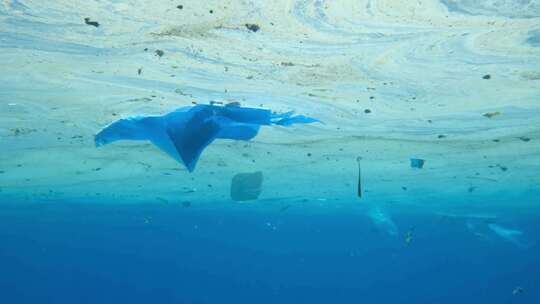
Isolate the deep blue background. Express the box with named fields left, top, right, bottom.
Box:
left=0, top=202, right=538, bottom=304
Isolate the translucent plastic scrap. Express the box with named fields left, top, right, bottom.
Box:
left=271, top=111, right=320, bottom=126
left=230, top=171, right=263, bottom=201
left=95, top=103, right=320, bottom=172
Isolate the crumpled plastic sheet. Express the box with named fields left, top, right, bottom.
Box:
left=95, top=103, right=320, bottom=172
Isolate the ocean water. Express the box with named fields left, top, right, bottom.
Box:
left=1, top=1, right=540, bottom=303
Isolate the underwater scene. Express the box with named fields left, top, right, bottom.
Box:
left=1, top=0, right=540, bottom=303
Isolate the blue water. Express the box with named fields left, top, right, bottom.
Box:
left=2, top=0, right=540, bottom=303
left=1, top=202, right=538, bottom=303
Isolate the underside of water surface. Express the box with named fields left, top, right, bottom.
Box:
left=1, top=1, right=539, bottom=303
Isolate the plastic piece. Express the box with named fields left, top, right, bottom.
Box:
left=95, top=103, right=319, bottom=172
left=230, top=171, right=263, bottom=201
left=410, top=158, right=425, bottom=169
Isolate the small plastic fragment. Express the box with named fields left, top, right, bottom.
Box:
left=410, top=158, right=425, bottom=169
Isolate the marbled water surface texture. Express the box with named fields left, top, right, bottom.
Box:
left=0, top=0, right=539, bottom=212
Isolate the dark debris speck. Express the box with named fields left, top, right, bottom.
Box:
left=84, top=18, right=99, bottom=27
left=498, top=165, right=508, bottom=171
left=155, top=49, right=164, bottom=57
left=364, top=109, right=372, bottom=114
left=482, top=74, right=491, bottom=79
left=483, top=111, right=500, bottom=118
left=245, top=23, right=260, bottom=32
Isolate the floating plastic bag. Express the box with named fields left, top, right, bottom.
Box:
left=95, top=103, right=320, bottom=172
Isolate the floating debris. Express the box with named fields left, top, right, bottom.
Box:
left=95, top=103, right=319, bottom=172
left=410, top=158, right=425, bottom=169
left=281, top=62, right=294, bottom=66
left=405, top=228, right=414, bottom=245
left=518, top=136, right=531, bottom=142
left=482, top=74, right=491, bottom=79
left=155, top=49, right=164, bottom=57
left=356, top=157, right=362, bottom=198
left=245, top=23, right=260, bottom=32
left=177, top=5, right=183, bottom=10
left=490, top=164, right=508, bottom=172
left=488, top=224, right=527, bottom=248
left=483, top=111, right=500, bottom=118
left=230, top=171, right=263, bottom=201
left=137, top=67, right=142, bottom=75
left=182, top=188, right=196, bottom=193
left=364, top=109, right=371, bottom=114
left=125, top=97, right=152, bottom=103
left=156, top=197, right=168, bottom=204
left=369, top=207, right=398, bottom=236
left=10, top=128, right=36, bottom=136
left=84, top=17, right=99, bottom=27
left=279, top=205, right=291, bottom=213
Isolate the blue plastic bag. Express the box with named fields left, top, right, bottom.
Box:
left=95, top=103, right=320, bottom=172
